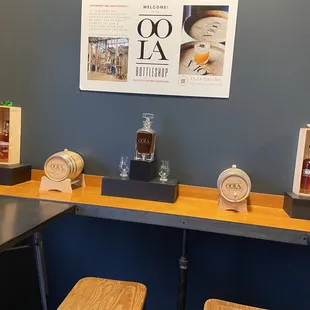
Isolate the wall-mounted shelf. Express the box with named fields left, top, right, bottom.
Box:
left=0, top=170, right=309, bottom=246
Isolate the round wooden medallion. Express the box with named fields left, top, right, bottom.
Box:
left=217, top=165, right=251, bottom=203
left=44, top=156, right=71, bottom=181
left=184, top=10, right=228, bottom=43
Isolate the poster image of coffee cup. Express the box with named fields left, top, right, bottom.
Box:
left=179, top=6, right=229, bottom=76
left=88, top=37, right=129, bottom=82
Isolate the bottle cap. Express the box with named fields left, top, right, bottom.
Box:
left=142, top=113, right=154, bottom=121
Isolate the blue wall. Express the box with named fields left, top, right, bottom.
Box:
left=1, top=0, right=310, bottom=309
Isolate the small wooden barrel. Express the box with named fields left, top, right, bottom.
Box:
left=217, top=165, right=251, bottom=203
left=44, top=149, right=84, bottom=182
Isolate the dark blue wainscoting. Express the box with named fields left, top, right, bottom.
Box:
left=43, top=215, right=310, bottom=310
left=0, top=247, right=41, bottom=309
left=187, top=230, right=310, bottom=310
left=43, top=214, right=182, bottom=310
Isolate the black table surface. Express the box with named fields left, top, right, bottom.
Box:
left=0, top=196, right=74, bottom=252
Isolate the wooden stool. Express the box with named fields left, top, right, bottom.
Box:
left=205, top=299, right=266, bottom=310
left=58, top=277, right=147, bottom=310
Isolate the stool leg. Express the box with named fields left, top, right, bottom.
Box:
left=34, top=232, right=48, bottom=310
left=177, top=229, right=188, bottom=310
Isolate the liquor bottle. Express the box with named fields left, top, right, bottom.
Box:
left=135, top=113, right=156, bottom=161
left=300, top=145, right=310, bottom=194
left=0, top=121, right=9, bottom=162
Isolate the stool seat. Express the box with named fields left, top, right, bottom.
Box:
left=58, top=277, right=147, bottom=310
left=205, top=299, right=266, bottom=310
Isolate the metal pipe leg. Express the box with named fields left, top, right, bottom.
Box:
left=34, top=232, right=48, bottom=310
left=177, top=229, right=189, bottom=310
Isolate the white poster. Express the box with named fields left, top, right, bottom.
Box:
left=80, top=0, right=238, bottom=98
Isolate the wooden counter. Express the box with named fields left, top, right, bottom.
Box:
left=0, top=170, right=308, bottom=245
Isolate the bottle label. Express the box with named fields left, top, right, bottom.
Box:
left=136, top=132, right=153, bottom=154
left=302, top=169, right=310, bottom=177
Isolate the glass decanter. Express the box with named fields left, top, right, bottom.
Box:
left=135, top=113, right=156, bottom=161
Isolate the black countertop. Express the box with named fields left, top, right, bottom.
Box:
left=0, top=196, right=74, bottom=252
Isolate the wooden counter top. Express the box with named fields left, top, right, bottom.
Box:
left=0, top=170, right=308, bottom=240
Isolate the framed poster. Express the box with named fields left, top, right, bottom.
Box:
left=80, top=0, right=239, bottom=98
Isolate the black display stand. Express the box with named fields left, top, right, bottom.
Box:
left=102, top=176, right=178, bottom=203
left=283, top=192, right=310, bottom=219
left=129, top=159, right=157, bottom=182
left=0, top=163, right=32, bottom=185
